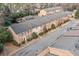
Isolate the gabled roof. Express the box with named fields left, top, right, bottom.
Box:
left=72, top=26, right=79, bottom=30
left=10, top=11, right=72, bottom=34
left=63, top=30, right=79, bottom=37
left=50, top=36, right=79, bottom=56
left=43, top=7, right=62, bottom=12
left=50, top=29, right=79, bottom=56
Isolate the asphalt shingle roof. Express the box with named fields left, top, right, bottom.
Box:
left=43, top=7, right=62, bottom=12
left=50, top=36, right=79, bottom=56
left=11, top=11, right=72, bottom=34
left=50, top=27, right=79, bottom=56
left=51, top=37, right=79, bottom=56
left=72, top=26, right=79, bottom=30
left=63, top=30, right=79, bottom=37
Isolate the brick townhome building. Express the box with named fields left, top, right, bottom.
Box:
left=38, top=7, right=63, bottom=16
left=9, top=11, right=72, bottom=44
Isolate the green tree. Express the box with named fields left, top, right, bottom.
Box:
left=4, top=20, right=11, bottom=26
left=75, top=10, right=79, bottom=18
left=0, top=28, right=13, bottom=44
left=0, top=43, right=4, bottom=52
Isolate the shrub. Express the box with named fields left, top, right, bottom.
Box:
left=22, top=41, right=25, bottom=44
left=51, top=24, right=56, bottom=29
left=0, top=27, right=6, bottom=33
left=27, top=36, right=33, bottom=41
left=43, top=26, right=48, bottom=33
left=32, top=32, right=38, bottom=39
left=0, top=43, right=4, bottom=53
left=48, top=28, right=52, bottom=31
left=27, top=32, right=38, bottom=41
left=39, top=32, right=44, bottom=36
left=12, top=40, right=21, bottom=46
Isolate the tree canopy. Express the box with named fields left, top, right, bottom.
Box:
left=0, top=28, right=13, bottom=44
left=75, top=10, right=79, bottom=18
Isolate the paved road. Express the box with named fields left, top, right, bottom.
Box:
left=12, top=20, right=77, bottom=56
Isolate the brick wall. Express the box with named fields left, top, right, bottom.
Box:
left=8, top=27, right=21, bottom=44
